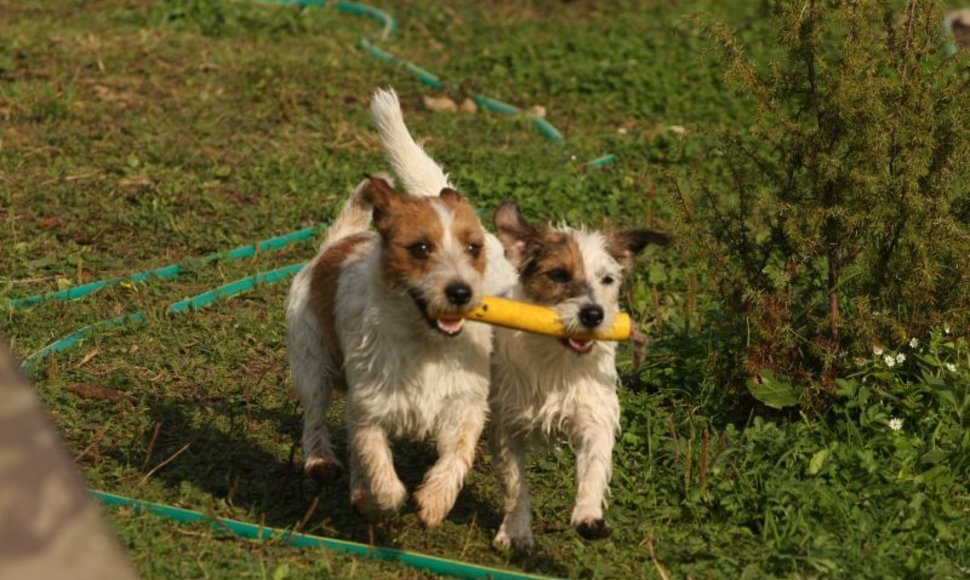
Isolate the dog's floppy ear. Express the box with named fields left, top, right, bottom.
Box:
left=494, top=200, right=536, bottom=268
left=360, top=174, right=400, bottom=226
left=607, top=228, right=673, bottom=270
left=438, top=187, right=463, bottom=204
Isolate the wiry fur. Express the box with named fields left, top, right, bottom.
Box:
left=285, top=92, right=501, bottom=527
left=489, top=201, right=671, bottom=549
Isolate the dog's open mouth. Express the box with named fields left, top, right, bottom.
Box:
left=562, top=338, right=595, bottom=354
left=435, top=318, right=465, bottom=336
left=408, top=289, right=467, bottom=337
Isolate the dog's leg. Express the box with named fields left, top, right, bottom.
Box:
left=492, top=431, right=533, bottom=550
left=414, top=410, right=484, bottom=527
left=348, top=423, right=407, bottom=519
left=288, top=315, right=342, bottom=482
left=571, top=425, right=614, bottom=540
left=298, top=373, right=342, bottom=482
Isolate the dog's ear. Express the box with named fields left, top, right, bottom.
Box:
left=607, top=228, right=673, bottom=270
left=438, top=187, right=463, bottom=204
left=494, top=200, right=536, bottom=268
left=360, top=175, right=400, bottom=226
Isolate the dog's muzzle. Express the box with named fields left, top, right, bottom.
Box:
left=560, top=303, right=606, bottom=354
left=407, top=287, right=467, bottom=337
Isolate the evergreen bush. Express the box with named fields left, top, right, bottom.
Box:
left=678, top=0, right=970, bottom=397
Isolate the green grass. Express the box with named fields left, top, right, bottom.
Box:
left=2, top=0, right=968, bottom=578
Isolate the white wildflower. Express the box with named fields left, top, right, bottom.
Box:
left=946, top=363, right=957, bottom=372
left=909, top=337, right=919, bottom=348
left=944, top=324, right=951, bottom=335
left=888, top=417, right=903, bottom=431
left=896, top=353, right=906, bottom=364
left=884, top=355, right=896, bottom=368
left=873, top=346, right=884, bottom=356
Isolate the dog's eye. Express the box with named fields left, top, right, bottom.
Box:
left=466, top=242, right=482, bottom=259
left=547, top=268, right=571, bottom=284
left=407, top=242, right=433, bottom=260
left=601, top=275, right=615, bottom=285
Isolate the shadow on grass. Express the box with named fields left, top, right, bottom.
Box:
left=120, top=396, right=543, bottom=566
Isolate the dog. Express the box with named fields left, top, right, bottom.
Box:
left=285, top=89, right=511, bottom=526
left=488, top=200, right=671, bottom=549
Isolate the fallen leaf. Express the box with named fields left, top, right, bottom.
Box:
left=65, top=383, right=136, bottom=403
left=78, top=348, right=100, bottom=367
left=118, top=175, right=152, bottom=188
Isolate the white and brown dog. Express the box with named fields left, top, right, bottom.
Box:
left=488, top=201, right=671, bottom=549
left=285, top=89, right=511, bottom=526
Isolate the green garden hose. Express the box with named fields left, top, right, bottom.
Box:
left=93, top=491, right=548, bottom=580
left=20, top=262, right=307, bottom=371
left=271, top=0, right=570, bottom=146
left=7, top=224, right=323, bottom=310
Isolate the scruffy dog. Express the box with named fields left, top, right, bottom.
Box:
left=488, top=200, right=671, bottom=549
left=285, top=89, right=510, bottom=526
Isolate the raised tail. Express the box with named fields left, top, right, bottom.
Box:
left=370, top=88, right=451, bottom=197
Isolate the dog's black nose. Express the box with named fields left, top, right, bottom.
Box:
left=445, top=282, right=473, bottom=306
left=579, top=305, right=604, bottom=328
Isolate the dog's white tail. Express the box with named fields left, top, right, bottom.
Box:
left=371, top=88, right=451, bottom=197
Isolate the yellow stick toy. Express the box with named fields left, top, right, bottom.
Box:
left=462, top=296, right=633, bottom=341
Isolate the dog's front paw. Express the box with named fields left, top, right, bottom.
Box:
left=304, top=456, right=342, bottom=483
left=351, top=493, right=396, bottom=521
left=575, top=517, right=612, bottom=540
left=413, top=482, right=457, bottom=528
left=373, top=478, right=408, bottom=511
left=351, top=481, right=407, bottom=520
left=493, top=528, right=534, bottom=552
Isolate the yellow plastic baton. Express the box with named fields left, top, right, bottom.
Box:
left=462, top=296, right=633, bottom=341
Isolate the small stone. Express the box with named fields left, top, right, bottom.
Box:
left=421, top=95, right=458, bottom=113
left=459, top=98, right=477, bottom=114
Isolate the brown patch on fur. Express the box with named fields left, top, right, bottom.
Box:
left=308, top=233, right=374, bottom=366
left=376, top=199, right=445, bottom=287
left=360, top=175, right=397, bottom=225
left=441, top=189, right=487, bottom=275
left=368, top=184, right=486, bottom=287
left=494, top=200, right=535, bottom=267
left=519, top=230, right=591, bottom=305
left=494, top=200, right=592, bottom=304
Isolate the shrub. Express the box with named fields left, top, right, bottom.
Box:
left=676, top=0, right=970, bottom=396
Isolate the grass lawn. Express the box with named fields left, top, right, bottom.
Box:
left=2, top=0, right=968, bottom=577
